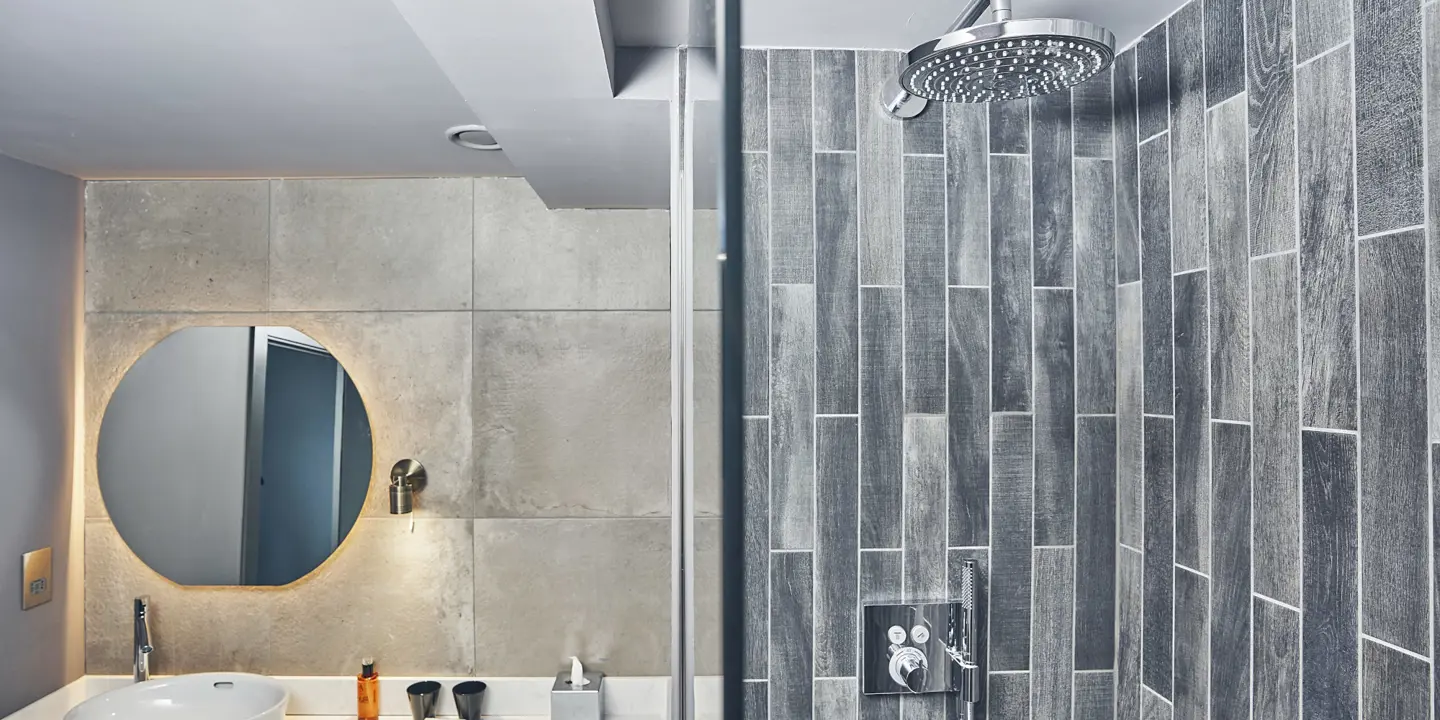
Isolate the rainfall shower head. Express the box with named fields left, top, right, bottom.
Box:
left=882, top=0, right=1115, bottom=118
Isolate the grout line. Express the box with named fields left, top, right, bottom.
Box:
left=1139, top=129, right=1169, bottom=146
left=948, top=284, right=990, bottom=289
left=1357, top=223, right=1426, bottom=241
left=1077, top=412, right=1118, bottom=418
left=1120, top=542, right=1143, bottom=555
left=742, top=679, right=767, bottom=684
left=1294, top=39, right=1353, bottom=70
left=1211, top=418, right=1251, bottom=426
left=1172, top=267, right=1205, bottom=277
left=1075, top=668, right=1114, bottom=674
left=1253, top=592, right=1302, bottom=615
left=861, top=284, right=902, bottom=288
left=1248, top=247, right=1298, bottom=263
left=861, top=547, right=903, bottom=553
left=991, top=151, right=1028, bottom=157
left=1300, top=426, right=1357, bottom=435
left=814, top=149, right=857, bottom=154
left=815, top=413, right=859, bottom=418
left=1175, top=562, right=1209, bottom=580
left=1142, top=412, right=1176, bottom=419
left=1361, top=635, right=1434, bottom=664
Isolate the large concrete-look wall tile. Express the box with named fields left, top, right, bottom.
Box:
left=85, top=181, right=269, bottom=312
left=269, top=178, right=472, bottom=311
left=473, top=312, right=669, bottom=518
left=269, top=518, right=475, bottom=675
left=294, top=311, right=474, bottom=518
left=85, top=520, right=272, bottom=675
left=473, top=518, right=667, bottom=675
left=473, top=178, right=669, bottom=311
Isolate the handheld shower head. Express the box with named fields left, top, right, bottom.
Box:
left=882, top=0, right=1116, bottom=116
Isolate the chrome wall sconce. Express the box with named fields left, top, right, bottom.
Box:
left=389, top=459, right=428, bottom=515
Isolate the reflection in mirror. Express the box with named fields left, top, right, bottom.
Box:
left=98, top=327, right=373, bottom=586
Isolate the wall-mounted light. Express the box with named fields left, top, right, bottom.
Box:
left=389, top=459, right=428, bottom=522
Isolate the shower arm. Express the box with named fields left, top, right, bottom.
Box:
left=881, top=0, right=995, bottom=119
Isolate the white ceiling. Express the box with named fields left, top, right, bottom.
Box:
left=0, top=0, right=1184, bottom=208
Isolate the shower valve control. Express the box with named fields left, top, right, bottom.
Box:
left=863, top=562, right=983, bottom=713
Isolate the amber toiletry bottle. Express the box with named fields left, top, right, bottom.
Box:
left=357, top=657, right=380, bottom=720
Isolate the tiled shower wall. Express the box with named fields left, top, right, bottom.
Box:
left=1113, top=0, right=1440, bottom=718
left=81, top=178, right=721, bottom=677
left=739, top=49, right=1119, bottom=718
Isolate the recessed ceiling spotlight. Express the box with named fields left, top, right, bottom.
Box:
left=446, top=124, right=501, bottom=151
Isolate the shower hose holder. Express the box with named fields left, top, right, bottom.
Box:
left=862, top=561, right=982, bottom=716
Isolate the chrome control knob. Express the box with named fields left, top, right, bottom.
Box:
left=888, top=645, right=929, bottom=693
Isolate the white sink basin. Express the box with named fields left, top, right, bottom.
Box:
left=64, top=673, right=288, bottom=720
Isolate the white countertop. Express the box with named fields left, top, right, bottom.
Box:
left=9, top=675, right=723, bottom=719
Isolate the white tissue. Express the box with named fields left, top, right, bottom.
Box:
left=570, top=656, right=590, bottom=687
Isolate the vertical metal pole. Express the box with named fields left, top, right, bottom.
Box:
left=991, top=0, right=1012, bottom=22
left=670, top=46, right=697, bottom=720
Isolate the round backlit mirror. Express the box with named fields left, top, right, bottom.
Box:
left=98, top=326, right=373, bottom=586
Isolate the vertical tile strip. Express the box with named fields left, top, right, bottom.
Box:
left=1032, top=90, right=1074, bottom=288
left=1034, top=288, right=1076, bottom=545
left=813, top=50, right=857, bottom=152
left=1252, top=599, right=1301, bottom=720
left=1252, top=252, right=1301, bottom=605
left=1118, top=283, right=1145, bottom=547
left=743, top=418, right=770, bottom=678
left=903, top=104, right=944, bottom=156
left=992, top=414, right=1035, bottom=672
left=948, top=287, right=991, bottom=547
left=1246, top=0, right=1297, bottom=256
left=815, top=417, right=859, bottom=677
left=1114, top=49, right=1142, bottom=284
left=813, top=678, right=858, bottom=720
left=1140, top=133, right=1174, bottom=415
left=990, top=99, right=1031, bottom=154
left=1353, top=0, right=1425, bottom=236
left=1075, top=159, right=1117, bottom=414
left=1173, top=567, right=1209, bottom=720
left=989, top=672, right=1032, bottom=720
left=991, top=154, right=1033, bottom=412
left=1294, top=0, right=1351, bottom=62
left=744, top=682, right=768, bottom=720
left=1358, top=229, right=1430, bottom=656
left=1207, top=96, right=1253, bottom=421
left=1142, top=689, right=1174, bottom=720
left=1031, top=547, right=1075, bottom=720
left=904, top=155, right=947, bottom=415
left=743, top=154, right=772, bottom=416
left=770, top=551, right=813, bottom=720
left=1072, top=69, right=1115, bottom=159
left=769, top=50, right=815, bottom=283
left=742, top=49, right=768, bottom=152
left=1074, top=671, right=1116, bottom=720
left=1076, top=416, right=1117, bottom=670
left=771, top=284, right=815, bottom=550
left=1297, top=45, right=1358, bottom=432
left=816, top=152, right=859, bottom=415
left=1301, top=430, right=1359, bottom=720
left=859, top=552, right=902, bottom=720
left=1136, top=24, right=1171, bottom=140
left=861, top=287, right=904, bottom=549
left=1169, top=2, right=1208, bottom=273
left=902, top=415, right=947, bottom=601
left=1210, top=421, right=1253, bottom=720
left=1117, top=546, right=1144, bottom=720
left=1362, top=639, right=1430, bottom=719
left=1174, top=270, right=1211, bottom=572
left=1203, top=0, right=1247, bottom=106
left=856, top=51, right=904, bottom=286
left=1142, top=415, right=1175, bottom=699
left=947, top=101, right=990, bottom=287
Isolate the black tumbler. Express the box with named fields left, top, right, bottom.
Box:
left=452, top=680, right=488, bottom=720
left=406, top=681, right=442, bottom=720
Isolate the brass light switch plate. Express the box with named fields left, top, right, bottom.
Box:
left=22, top=548, right=52, bottom=610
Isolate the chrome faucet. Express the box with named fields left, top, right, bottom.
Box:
left=133, top=596, right=153, bottom=682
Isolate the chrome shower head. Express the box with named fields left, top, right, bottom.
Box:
left=903, top=18, right=1115, bottom=103
left=882, top=0, right=1116, bottom=117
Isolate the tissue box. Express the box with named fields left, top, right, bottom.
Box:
left=551, top=671, right=604, bottom=720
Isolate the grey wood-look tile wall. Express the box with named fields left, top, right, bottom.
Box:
left=741, top=48, right=1119, bottom=718
left=1112, top=0, right=1440, bottom=717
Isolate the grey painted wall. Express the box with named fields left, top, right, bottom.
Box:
left=0, top=154, right=83, bottom=714
left=739, top=48, right=1118, bottom=718
left=1114, top=0, right=1440, bottom=718
left=97, top=326, right=252, bottom=586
